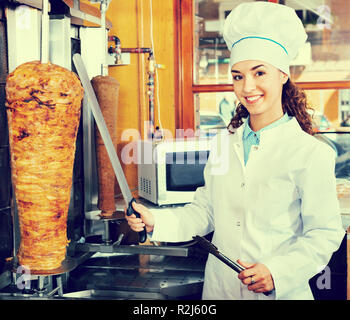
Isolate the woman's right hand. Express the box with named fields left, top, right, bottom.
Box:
left=125, top=201, right=155, bottom=234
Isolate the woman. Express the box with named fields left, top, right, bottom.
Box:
left=126, top=2, right=344, bottom=299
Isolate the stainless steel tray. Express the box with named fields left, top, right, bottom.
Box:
left=12, top=257, right=77, bottom=276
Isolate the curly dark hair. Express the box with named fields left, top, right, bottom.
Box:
left=227, top=79, right=314, bottom=135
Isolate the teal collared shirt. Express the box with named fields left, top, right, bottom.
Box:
left=243, top=113, right=292, bottom=165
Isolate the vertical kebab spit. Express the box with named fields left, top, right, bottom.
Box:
left=91, top=76, right=120, bottom=217
left=5, top=61, right=84, bottom=271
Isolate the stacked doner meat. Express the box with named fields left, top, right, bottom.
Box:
left=5, top=61, right=84, bottom=271
left=91, top=75, right=120, bottom=217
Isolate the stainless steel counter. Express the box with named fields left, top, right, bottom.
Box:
left=64, top=252, right=206, bottom=300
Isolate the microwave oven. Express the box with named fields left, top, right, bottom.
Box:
left=137, top=138, right=211, bottom=206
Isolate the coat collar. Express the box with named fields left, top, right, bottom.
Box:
left=228, top=116, right=304, bottom=145
left=243, top=113, right=292, bottom=140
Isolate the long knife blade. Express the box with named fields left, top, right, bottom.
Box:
left=73, top=53, right=146, bottom=243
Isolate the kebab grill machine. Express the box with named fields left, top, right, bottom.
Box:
left=0, top=0, right=207, bottom=300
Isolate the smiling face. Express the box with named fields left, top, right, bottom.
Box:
left=231, top=60, right=288, bottom=129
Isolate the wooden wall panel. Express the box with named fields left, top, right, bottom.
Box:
left=105, top=0, right=176, bottom=196
left=149, top=1, right=176, bottom=137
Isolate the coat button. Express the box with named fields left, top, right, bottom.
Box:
left=241, top=182, right=245, bottom=188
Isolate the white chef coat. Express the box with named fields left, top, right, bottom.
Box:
left=150, top=117, right=345, bottom=300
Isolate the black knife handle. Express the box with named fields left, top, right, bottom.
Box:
left=126, top=198, right=147, bottom=243
left=193, top=236, right=274, bottom=297
left=219, top=253, right=273, bottom=296
left=263, top=290, right=274, bottom=296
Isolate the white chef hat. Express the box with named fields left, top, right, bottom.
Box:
left=223, top=2, right=307, bottom=76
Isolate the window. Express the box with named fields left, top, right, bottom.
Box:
left=176, top=0, right=350, bottom=133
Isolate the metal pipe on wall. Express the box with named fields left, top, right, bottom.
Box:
left=41, top=0, right=49, bottom=63
left=116, top=47, right=156, bottom=139
left=100, top=0, right=108, bottom=76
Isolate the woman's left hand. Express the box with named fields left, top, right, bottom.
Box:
left=237, top=259, right=275, bottom=293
